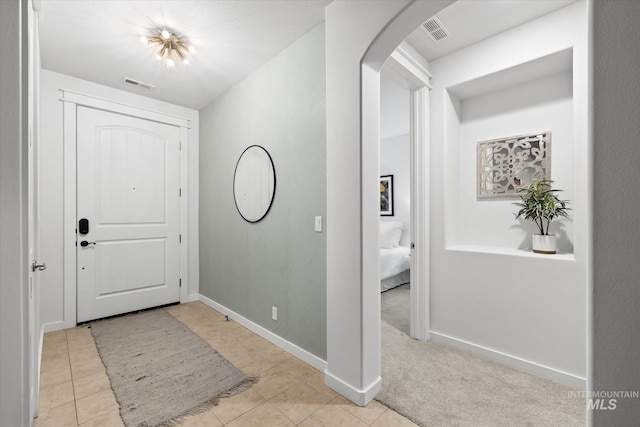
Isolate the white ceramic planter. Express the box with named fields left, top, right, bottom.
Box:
left=532, top=234, right=557, bottom=254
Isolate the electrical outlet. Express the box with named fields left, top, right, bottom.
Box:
left=315, top=216, right=322, bottom=232
left=272, top=306, right=278, bottom=321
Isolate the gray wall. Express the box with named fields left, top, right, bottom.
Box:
left=593, top=0, right=640, bottom=423
left=0, top=0, right=30, bottom=425
left=199, top=24, right=327, bottom=359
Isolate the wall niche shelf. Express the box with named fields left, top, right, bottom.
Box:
left=443, top=47, right=575, bottom=253
left=446, top=244, right=575, bottom=262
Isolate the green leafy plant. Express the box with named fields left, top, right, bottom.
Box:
left=514, top=177, right=570, bottom=235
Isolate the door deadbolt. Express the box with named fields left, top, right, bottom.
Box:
left=79, top=218, right=89, bottom=235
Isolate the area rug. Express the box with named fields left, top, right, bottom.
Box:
left=91, top=309, right=256, bottom=427
left=376, top=320, right=585, bottom=427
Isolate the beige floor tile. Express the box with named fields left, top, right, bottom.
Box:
left=39, top=380, right=75, bottom=412
left=33, top=401, right=77, bottom=427
left=43, top=330, right=68, bottom=346
left=251, top=364, right=305, bottom=400
left=214, top=338, right=255, bottom=362
left=277, top=356, right=318, bottom=380
left=40, top=364, right=72, bottom=388
left=165, top=307, right=201, bottom=325
left=211, top=387, right=265, bottom=424
left=305, top=372, right=338, bottom=401
left=186, top=301, right=222, bottom=317
left=214, top=320, right=251, bottom=337
left=65, top=326, right=93, bottom=344
left=75, top=388, right=120, bottom=425
left=269, top=382, right=334, bottom=424
left=73, top=369, right=112, bottom=399
left=371, top=409, right=419, bottom=427
left=186, top=322, right=220, bottom=337
left=69, top=343, right=102, bottom=366
left=175, top=315, right=207, bottom=329
left=67, top=336, right=97, bottom=354
left=42, top=341, right=70, bottom=359
left=298, top=404, right=368, bottom=427
left=70, top=355, right=106, bottom=380
left=204, top=334, right=241, bottom=352
left=233, top=352, right=288, bottom=377
left=177, top=408, right=223, bottom=427
left=78, top=409, right=124, bottom=427
left=225, top=402, right=295, bottom=427
left=40, top=353, right=70, bottom=373
left=331, top=395, right=388, bottom=425
left=39, top=303, right=419, bottom=427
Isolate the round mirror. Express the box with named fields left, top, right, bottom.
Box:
left=233, top=145, right=276, bottom=223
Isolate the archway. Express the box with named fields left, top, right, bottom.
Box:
left=325, top=0, right=454, bottom=405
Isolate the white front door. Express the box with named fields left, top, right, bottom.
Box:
left=76, top=106, right=181, bottom=323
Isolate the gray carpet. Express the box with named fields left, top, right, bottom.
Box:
left=91, top=309, right=256, bottom=427
left=377, top=320, right=585, bottom=426
left=381, top=283, right=410, bottom=335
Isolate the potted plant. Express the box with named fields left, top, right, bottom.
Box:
left=514, top=177, right=570, bottom=254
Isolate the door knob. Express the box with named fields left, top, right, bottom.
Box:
left=31, top=261, right=47, bottom=272
left=80, top=241, right=96, bottom=247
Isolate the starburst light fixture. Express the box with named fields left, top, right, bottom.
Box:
left=141, top=28, right=195, bottom=68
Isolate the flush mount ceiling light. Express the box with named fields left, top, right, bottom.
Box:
left=141, top=28, right=195, bottom=68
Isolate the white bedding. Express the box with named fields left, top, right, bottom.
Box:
left=380, top=246, right=410, bottom=281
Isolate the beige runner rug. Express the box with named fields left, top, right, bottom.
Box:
left=91, top=308, right=256, bottom=427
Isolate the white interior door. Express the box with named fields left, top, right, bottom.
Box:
left=76, top=106, right=180, bottom=323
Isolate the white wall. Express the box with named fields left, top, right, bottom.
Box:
left=39, top=69, right=199, bottom=330
left=380, top=134, right=411, bottom=248
left=429, top=2, right=588, bottom=386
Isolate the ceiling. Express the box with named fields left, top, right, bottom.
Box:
left=37, top=0, right=330, bottom=110
left=380, top=0, right=577, bottom=139
left=405, top=0, right=577, bottom=62
left=38, top=0, right=577, bottom=113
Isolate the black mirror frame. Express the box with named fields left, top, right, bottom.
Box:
left=232, top=145, right=276, bottom=223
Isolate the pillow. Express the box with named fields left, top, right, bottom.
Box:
left=380, top=221, right=403, bottom=248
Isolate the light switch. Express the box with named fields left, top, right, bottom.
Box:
left=314, top=216, right=323, bottom=232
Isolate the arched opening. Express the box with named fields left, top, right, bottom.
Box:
left=326, top=3, right=591, bottom=423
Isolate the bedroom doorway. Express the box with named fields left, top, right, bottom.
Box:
left=379, top=47, right=431, bottom=341
left=379, top=65, right=411, bottom=336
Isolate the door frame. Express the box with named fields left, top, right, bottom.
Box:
left=383, top=46, right=431, bottom=341
left=61, top=90, right=191, bottom=327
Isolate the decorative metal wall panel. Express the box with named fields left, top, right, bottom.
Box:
left=477, top=131, right=551, bottom=198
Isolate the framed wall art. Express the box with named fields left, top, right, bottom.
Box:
left=380, top=175, right=394, bottom=216
left=477, top=131, right=551, bottom=198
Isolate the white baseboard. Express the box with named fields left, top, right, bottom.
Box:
left=198, top=294, right=327, bottom=373
left=43, top=320, right=72, bottom=333
left=430, top=331, right=586, bottom=389
left=182, top=293, right=200, bottom=303
left=324, top=370, right=381, bottom=407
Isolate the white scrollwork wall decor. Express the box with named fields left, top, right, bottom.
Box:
left=477, top=131, right=551, bottom=198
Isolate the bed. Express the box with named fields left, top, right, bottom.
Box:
left=380, top=221, right=411, bottom=292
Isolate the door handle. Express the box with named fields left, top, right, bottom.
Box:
left=80, top=241, right=96, bottom=247
left=31, top=260, right=47, bottom=272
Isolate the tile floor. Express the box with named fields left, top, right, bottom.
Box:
left=35, top=301, right=417, bottom=427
